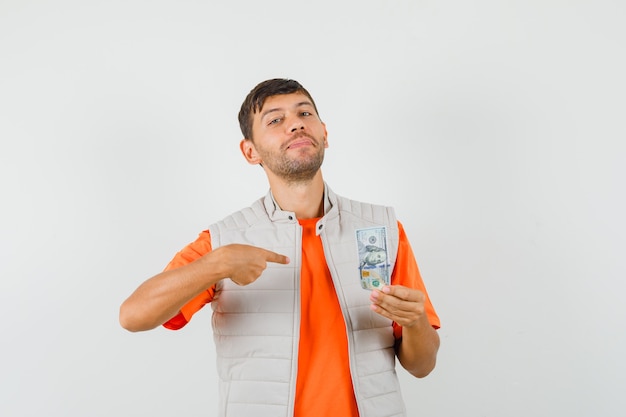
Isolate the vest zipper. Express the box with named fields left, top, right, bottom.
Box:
left=287, top=222, right=303, bottom=417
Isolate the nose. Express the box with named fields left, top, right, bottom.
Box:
left=288, top=116, right=305, bottom=133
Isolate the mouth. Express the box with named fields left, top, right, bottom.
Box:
left=285, top=135, right=315, bottom=150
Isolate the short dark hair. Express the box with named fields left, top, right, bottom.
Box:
left=238, top=78, right=319, bottom=140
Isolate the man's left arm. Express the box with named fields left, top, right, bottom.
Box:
left=370, top=285, right=440, bottom=378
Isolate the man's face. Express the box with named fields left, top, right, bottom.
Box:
left=242, top=93, right=328, bottom=183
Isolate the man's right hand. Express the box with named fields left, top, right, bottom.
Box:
left=120, top=243, right=289, bottom=332
left=210, top=244, right=290, bottom=286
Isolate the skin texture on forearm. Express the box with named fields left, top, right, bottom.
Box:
left=369, top=285, right=440, bottom=378
left=119, top=244, right=290, bottom=332
left=119, top=254, right=223, bottom=332
left=395, top=315, right=440, bottom=378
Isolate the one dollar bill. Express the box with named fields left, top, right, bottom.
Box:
left=355, top=226, right=390, bottom=290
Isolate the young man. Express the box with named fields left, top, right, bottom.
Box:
left=119, top=78, right=440, bottom=417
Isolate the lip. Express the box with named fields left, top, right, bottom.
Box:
left=286, top=137, right=314, bottom=149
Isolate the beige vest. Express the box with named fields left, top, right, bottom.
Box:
left=208, top=184, right=407, bottom=417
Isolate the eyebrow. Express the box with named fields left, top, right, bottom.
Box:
left=260, top=101, right=314, bottom=119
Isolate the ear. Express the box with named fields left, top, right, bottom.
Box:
left=322, top=123, right=329, bottom=148
left=240, top=139, right=262, bottom=165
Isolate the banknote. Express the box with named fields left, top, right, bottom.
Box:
left=355, top=226, right=390, bottom=290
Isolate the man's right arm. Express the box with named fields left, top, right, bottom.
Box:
left=119, top=244, right=290, bottom=332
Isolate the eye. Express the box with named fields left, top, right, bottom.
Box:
left=268, top=117, right=282, bottom=125
left=301, top=111, right=312, bottom=116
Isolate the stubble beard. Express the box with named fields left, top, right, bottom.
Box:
left=260, top=144, right=325, bottom=185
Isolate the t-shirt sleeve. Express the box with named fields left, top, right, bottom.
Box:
left=391, top=221, right=440, bottom=339
left=161, top=230, right=216, bottom=330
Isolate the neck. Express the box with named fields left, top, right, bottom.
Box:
left=268, top=171, right=325, bottom=219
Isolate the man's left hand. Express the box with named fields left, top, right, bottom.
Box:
left=369, top=285, right=426, bottom=328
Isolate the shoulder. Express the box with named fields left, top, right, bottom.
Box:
left=334, top=193, right=397, bottom=226
left=210, top=195, right=270, bottom=231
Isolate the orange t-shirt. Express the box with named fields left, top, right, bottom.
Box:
left=163, top=221, right=440, bottom=416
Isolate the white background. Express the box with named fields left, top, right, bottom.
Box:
left=1, top=1, right=625, bottom=416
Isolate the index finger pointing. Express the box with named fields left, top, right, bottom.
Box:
left=264, top=250, right=290, bottom=265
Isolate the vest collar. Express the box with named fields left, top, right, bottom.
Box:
left=262, top=182, right=340, bottom=233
